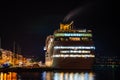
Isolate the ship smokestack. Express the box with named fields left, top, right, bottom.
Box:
left=60, top=21, right=74, bottom=30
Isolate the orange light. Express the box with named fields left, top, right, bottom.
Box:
left=69, top=37, right=80, bottom=41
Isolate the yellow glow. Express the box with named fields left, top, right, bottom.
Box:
left=45, top=58, right=53, bottom=67
left=60, top=21, right=73, bottom=30
left=9, top=72, right=12, bottom=80
left=46, top=61, right=52, bottom=67
left=4, top=73, right=6, bottom=80
left=0, top=72, right=3, bottom=80
left=0, top=72, right=17, bottom=80
left=89, top=72, right=94, bottom=80
left=60, top=72, right=64, bottom=80
left=69, top=37, right=80, bottom=41
left=46, top=72, right=52, bottom=80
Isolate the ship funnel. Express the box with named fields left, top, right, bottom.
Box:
left=60, top=21, right=74, bottom=30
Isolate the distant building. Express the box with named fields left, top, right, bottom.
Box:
left=0, top=48, right=27, bottom=67
left=95, top=56, right=120, bottom=65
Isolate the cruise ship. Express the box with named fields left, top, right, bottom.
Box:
left=45, top=21, right=95, bottom=69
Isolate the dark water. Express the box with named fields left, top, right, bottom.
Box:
left=0, top=70, right=119, bottom=80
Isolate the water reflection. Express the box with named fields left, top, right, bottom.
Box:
left=45, top=71, right=95, bottom=80
left=0, top=71, right=94, bottom=80
left=0, top=72, right=17, bottom=80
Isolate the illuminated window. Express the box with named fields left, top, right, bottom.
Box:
left=60, top=38, right=64, bottom=41
left=69, top=37, right=80, bottom=41
left=54, top=46, right=95, bottom=50
left=54, top=33, right=92, bottom=37
left=53, top=54, right=95, bottom=58
left=60, top=50, right=90, bottom=53
left=82, top=37, right=89, bottom=41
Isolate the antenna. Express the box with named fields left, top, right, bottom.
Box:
left=13, top=41, right=16, bottom=53
left=17, top=44, right=21, bottom=54
left=13, top=41, right=16, bottom=65
left=0, top=37, right=1, bottom=49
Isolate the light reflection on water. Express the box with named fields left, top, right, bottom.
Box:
left=44, top=71, right=95, bottom=80
left=0, top=70, right=117, bottom=80
left=0, top=71, right=94, bottom=80
left=0, top=72, right=17, bottom=80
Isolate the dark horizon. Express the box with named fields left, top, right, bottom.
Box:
left=0, top=0, right=118, bottom=58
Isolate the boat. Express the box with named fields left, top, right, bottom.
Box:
left=45, top=21, right=95, bottom=69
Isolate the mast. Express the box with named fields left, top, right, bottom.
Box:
left=17, top=44, right=21, bottom=54
left=13, top=41, right=16, bottom=53
left=0, top=37, right=1, bottom=49
left=13, top=41, right=16, bottom=65
left=17, top=44, right=20, bottom=61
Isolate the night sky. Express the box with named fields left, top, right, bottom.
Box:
left=0, top=0, right=118, bottom=59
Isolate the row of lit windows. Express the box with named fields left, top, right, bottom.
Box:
left=54, top=46, right=95, bottom=50
left=54, top=33, right=92, bottom=37
left=69, top=37, right=91, bottom=41
left=57, top=29, right=90, bottom=33
left=69, top=37, right=80, bottom=41
left=60, top=50, right=91, bottom=53
left=54, top=37, right=91, bottom=41
left=53, top=54, right=95, bottom=58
